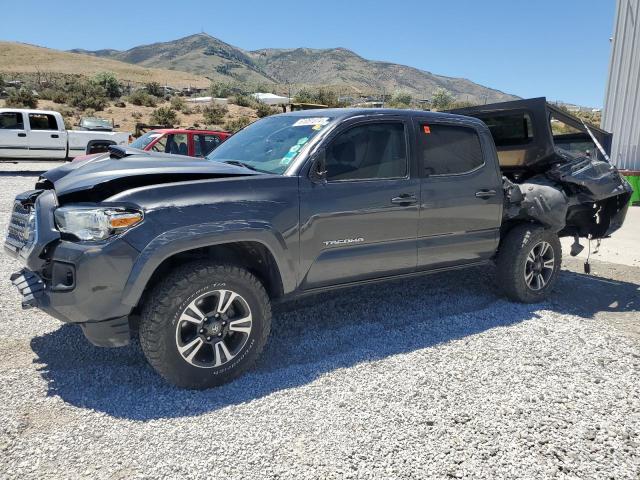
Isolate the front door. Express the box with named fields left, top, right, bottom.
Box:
left=299, top=119, right=419, bottom=289
left=0, top=111, right=29, bottom=158
left=26, top=112, right=66, bottom=159
left=414, top=119, right=503, bottom=270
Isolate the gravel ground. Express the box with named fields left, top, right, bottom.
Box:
left=0, top=175, right=639, bottom=479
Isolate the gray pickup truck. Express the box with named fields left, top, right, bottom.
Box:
left=6, top=101, right=632, bottom=388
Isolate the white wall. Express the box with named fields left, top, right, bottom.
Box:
left=602, top=0, right=640, bottom=171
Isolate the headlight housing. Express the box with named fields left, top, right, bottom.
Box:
left=54, top=206, right=143, bottom=241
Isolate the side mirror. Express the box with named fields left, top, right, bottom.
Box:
left=310, top=148, right=327, bottom=184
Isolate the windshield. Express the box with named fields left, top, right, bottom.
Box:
left=80, top=117, right=112, bottom=129
left=130, top=131, right=163, bottom=149
left=206, top=115, right=335, bottom=174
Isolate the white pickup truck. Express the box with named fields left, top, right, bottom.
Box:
left=0, top=108, right=130, bottom=159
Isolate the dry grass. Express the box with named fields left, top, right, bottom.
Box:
left=0, top=98, right=259, bottom=134
left=0, top=42, right=210, bottom=88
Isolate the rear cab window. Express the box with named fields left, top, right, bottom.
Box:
left=417, top=123, right=484, bottom=176
left=477, top=113, right=533, bottom=147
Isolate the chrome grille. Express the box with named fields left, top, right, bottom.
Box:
left=5, top=201, right=32, bottom=251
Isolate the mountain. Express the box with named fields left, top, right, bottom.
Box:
left=71, top=34, right=275, bottom=86
left=71, top=33, right=517, bottom=103
left=0, top=41, right=210, bottom=87
left=250, top=47, right=515, bottom=102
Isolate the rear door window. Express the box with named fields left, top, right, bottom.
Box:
left=28, top=113, right=58, bottom=130
left=417, top=124, right=484, bottom=176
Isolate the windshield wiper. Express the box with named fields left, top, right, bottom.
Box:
left=221, top=160, right=267, bottom=173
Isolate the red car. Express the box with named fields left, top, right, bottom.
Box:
left=73, top=128, right=231, bottom=162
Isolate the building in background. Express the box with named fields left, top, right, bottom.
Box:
left=602, top=0, right=639, bottom=179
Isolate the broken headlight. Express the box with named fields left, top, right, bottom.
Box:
left=54, top=206, right=143, bottom=241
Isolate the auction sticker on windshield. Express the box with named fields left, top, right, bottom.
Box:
left=292, top=118, right=330, bottom=127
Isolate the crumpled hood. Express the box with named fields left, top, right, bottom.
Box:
left=39, top=151, right=260, bottom=201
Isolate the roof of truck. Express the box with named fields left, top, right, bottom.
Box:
left=275, top=107, right=489, bottom=126
left=0, top=108, right=63, bottom=116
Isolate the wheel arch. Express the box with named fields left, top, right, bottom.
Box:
left=128, top=240, right=286, bottom=314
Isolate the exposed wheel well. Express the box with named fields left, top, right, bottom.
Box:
left=136, top=242, right=284, bottom=314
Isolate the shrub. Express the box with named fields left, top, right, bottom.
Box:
left=127, top=90, right=157, bottom=107
left=202, top=103, right=228, bottom=125
left=131, top=111, right=143, bottom=120
left=293, top=87, right=342, bottom=107
left=145, top=82, right=163, bottom=97
left=6, top=88, right=38, bottom=108
left=92, top=72, right=121, bottom=99
left=231, top=94, right=256, bottom=108
left=255, top=102, right=276, bottom=118
left=38, top=88, right=67, bottom=103
left=224, top=115, right=251, bottom=133
left=431, top=88, right=454, bottom=110
left=391, top=91, right=412, bottom=106
left=150, top=106, right=179, bottom=126
left=50, top=106, right=74, bottom=129
left=66, top=81, right=108, bottom=111
left=114, top=101, right=126, bottom=108
left=209, top=81, right=235, bottom=98
left=170, top=95, right=187, bottom=112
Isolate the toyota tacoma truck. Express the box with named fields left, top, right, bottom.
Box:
left=0, top=108, right=130, bottom=159
left=5, top=102, right=632, bottom=389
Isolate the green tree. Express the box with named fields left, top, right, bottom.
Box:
left=92, top=72, right=121, bottom=99
left=6, top=88, right=38, bottom=109
left=150, top=106, right=179, bottom=126
left=209, top=81, right=235, bottom=98
left=431, top=88, right=454, bottom=110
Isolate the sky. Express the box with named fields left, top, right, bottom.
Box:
left=2, top=0, right=616, bottom=107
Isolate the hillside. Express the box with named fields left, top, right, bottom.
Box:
left=0, top=42, right=210, bottom=87
left=71, top=33, right=517, bottom=103
left=71, top=34, right=275, bottom=86
left=251, top=47, right=515, bottom=103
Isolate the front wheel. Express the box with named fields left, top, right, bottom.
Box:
left=496, top=224, right=562, bottom=303
left=139, top=262, right=271, bottom=389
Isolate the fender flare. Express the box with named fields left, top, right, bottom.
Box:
left=120, top=221, right=297, bottom=307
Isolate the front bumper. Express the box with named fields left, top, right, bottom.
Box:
left=6, top=189, right=141, bottom=347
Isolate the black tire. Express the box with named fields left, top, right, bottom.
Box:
left=139, top=261, right=271, bottom=389
left=496, top=224, right=562, bottom=303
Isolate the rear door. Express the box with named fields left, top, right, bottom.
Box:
left=414, top=119, right=503, bottom=270
left=0, top=111, right=29, bottom=158
left=299, top=117, right=420, bottom=289
left=26, top=112, right=67, bottom=159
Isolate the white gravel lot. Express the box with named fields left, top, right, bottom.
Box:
left=0, top=174, right=639, bottom=479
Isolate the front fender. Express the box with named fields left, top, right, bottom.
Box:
left=120, top=220, right=297, bottom=307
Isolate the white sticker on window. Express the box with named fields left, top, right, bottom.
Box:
left=292, top=117, right=330, bottom=127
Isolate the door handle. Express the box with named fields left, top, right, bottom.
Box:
left=17, top=133, right=26, bottom=137
left=475, top=189, right=497, bottom=199
left=51, top=134, right=59, bottom=138
left=391, top=194, right=417, bottom=205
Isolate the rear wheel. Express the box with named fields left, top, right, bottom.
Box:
left=139, top=262, right=271, bottom=389
left=496, top=224, right=561, bottom=303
